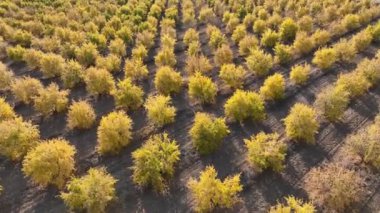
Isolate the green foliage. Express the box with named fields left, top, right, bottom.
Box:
left=224, top=90, right=266, bottom=122
left=261, top=29, right=280, bottom=48
left=284, top=103, right=319, bottom=144
left=144, top=95, right=176, bottom=127
left=33, top=83, right=69, bottom=117
left=61, top=60, right=84, bottom=89
left=260, top=73, right=285, bottom=101
left=290, top=64, right=311, bottom=85
left=97, top=111, right=132, bottom=155
left=188, top=73, right=217, bottom=104
left=186, top=55, right=212, bottom=75
left=219, top=63, right=247, bottom=90
left=154, top=66, right=183, bottom=95
left=124, top=58, right=148, bottom=81
left=67, top=101, right=96, bottom=130
left=11, top=77, right=43, bottom=104
left=304, top=164, right=363, bottom=212
left=214, top=44, right=233, bottom=66
left=84, top=67, right=115, bottom=96
left=279, top=18, right=298, bottom=41
left=274, top=43, right=293, bottom=65
left=22, top=138, right=76, bottom=188
left=7, top=45, right=26, bottom=61
left=246, top=49, right=273, bottom=77
left=187, top=166, right=242, bottom=212
left=269, top=196, right=316, bottom=213
left=0, top=62, right=14, bottom=90
left=245, top=132, right=287, bottom=172
left=40, top=53, right=66, bottom=78
left=0, top=117, right=39, bottom=161
left=131, top=133, right=180, bottom=193
left=111, top=78, right=144, bottom=111
left=75, top=43, right=99, bottom=67
left=190, top=113, right=229, bottom=155
left=61, top=168, right=117, bottom=213
left=312, top=48, right=337, bottom=70
left=155, top=48, right=176, bottom=67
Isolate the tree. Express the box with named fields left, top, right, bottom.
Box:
left=67, top=101, right=96, bottom=130
left=154, top=66, right=183, bottom=95
left=124, top=58, right=149, bottom=81
left=188, top=73, right=217, bottom=104
left=97, top=111, right=132, bottom=155
left=84, top=67, right=115, bottom=96
left=214, top=44, right=233, bottom=66
left=246, top=49, right=273, bottom=77
left=269, top=196, right=316, bottom=213
left=187, top=166, right=242, bottom=212
left=22, top=138, right=76, bottom=188
left=304, top=164, right=363, bottom=212
left=219, top=63, right=247, bottom=90
left=290, top=64, right=311, bottom=85
left=260, top=73, right=285, bottom=101
left=312, top=48, right=337, bottom=70
left=111, top=78, right=144, bottom=110
left=190, top=113, right=229, bottom=155
left=132, top=133, right=180, bottom=193
left=11, top=77, right=43, bottom=104
left=144, top=95, right=176, bottom=127
left=244, top=132, right=287, bottom=172
left=284, top=103, right=319, bottom=144
left=314, top=85, right=350, bottom=122
left=61, top=168, right=117, bottom=213
left=0, top=97, right=16, bottom=122
left=224, top=90, right=266, bottom=122
left=279, top=18, right=298, bottom=41
left=0, top=117, right=39, bottom=161
left=33, top=83, right=69, bottom=117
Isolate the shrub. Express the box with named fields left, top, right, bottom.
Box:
left=155, top=48, right=176, bottom=67
left=293, top=31, right=314, bottom=55
left=269, top=196, right=316, bottom=213
left=214, top=44, right=233, bottom=66
left=0, top=117, right=39, bottom=161
left=261, top=29, right=280, bottom=48
left=84, top=67, right=115, bottom=96
left=111, top=78, right=144, bottom=111
left=144, top=95, right=176, bottom=127
left=109, top=38, right=126, bottom=57
left=0, top=97, right=15, bottom=121
left=290, top=64, right=311, bottom=85
left=186, top=55, right=213, bottom=75
left=12, top=30, right=32, bottom=47
left=352, top=29, right=373, bottom=52
left=187, top=166, right=242, bottom=212
left=116, top=26, right=132, bottom=44
left=253, top=19, right=266, bottom=35
left=298, top=16, right=313, bottom=33
left=96, top=54, right=121, bottom=73
left=40, top=53, right=66, bottom=78
left=284, top=103, right=319, bottom=144
left=312, top=48, right=337, bottom=70
left=183, top=28, right=199, bottom=46
left=0, top=62, right=14, bottom=90
left=124, top=58, right=149, bottom=81
left=188, top=73, right=217, bottom=104
left=154, top=66, right=182, bottom=95
left=231, top=24, right=247, bottom=44
left=67, top=101, right=96, bottom=130
left=132, top=45, right=148, bottom=60
left=333, top=39, right=358, bottom=63
left=370, top=21, right=380, bottom=42
left=246, top=49, right=273, bottom=77
left=33, top=83, right=69, bottom=117
left=161, top=34, right=176, bottom=50
left=239, top=35, right=258, bottom=56
left=260, top=73, right=285, bottom=101
left=208, top=28, right=226, bottom=50
left=22, top=138, right=75, bottom=188
left=226, top=16, right=240, bottom=33
left=187, top=41, right=201, bottom=56
left=131, top=133, right=180, bottom=192
left=314, top=85, right=350, bottom=122
left=11, top=77, right=43, bottom=104
left=245, top=132, right=287, bottom=172
left=97, top=111, right=132, bottom=155
left=136, top=30, right=155, bottom=49
left=274, top=43, right=292, bottom=65
left=61, top=168, right=116, bottom=213
left=224, top=90, right=265, bottom=122
left=219, top=63, right=247, bottom=90
left=61, top=60, right=84, bottom=88
left=75, top=43, right=99, bottom=67
left=23, top=49, right=43, bottom=70
left=304, top=164, right=363, bottom=212
left=199, top=7, right=215, bottom=22
left=336, top=72, right=370, bottom=98
left=7, top=45, right=26, bottom=61
left=190, top=113, right=229, bottom=155
left=342, top=14, right=361, bottom=31
left=279, top=18, right=298, bottom=41
left=356, top=58, right=380, bottom=85
left=311, top=29, right=331, bottom=47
